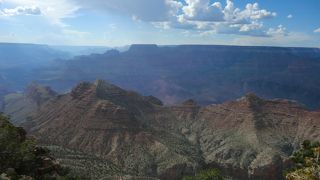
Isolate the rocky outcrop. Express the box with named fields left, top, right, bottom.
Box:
left=183, top=94, right=320, bottom=179
left=26, top=80, right=201, bottom=179
left=20, top=81, right=320, bottom=179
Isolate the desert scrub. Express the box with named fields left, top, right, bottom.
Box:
left=285, top=140, right=320, bottom=180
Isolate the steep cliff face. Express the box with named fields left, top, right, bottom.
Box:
left=22, top=81, right=320, bottom=179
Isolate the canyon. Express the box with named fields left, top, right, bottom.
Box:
left=3, top=80, right=320, bottom=179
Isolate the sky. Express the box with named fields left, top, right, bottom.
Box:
left=0, top=0, right=319, bottom=47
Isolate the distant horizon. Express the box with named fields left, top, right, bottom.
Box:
left=1, top=41, right=319, bottom=49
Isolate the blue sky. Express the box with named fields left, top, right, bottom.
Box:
left=0, top=0, right=319, bottom=47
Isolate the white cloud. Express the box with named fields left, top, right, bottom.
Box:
left=223, top=1, right=276, bottom=23
left=1, top=0, right=79, bottom=26
left=314, top=27, right=320, bottom=33
left=53, top=0, right=280, bottom=37
left=1, top=6, right=41, bottom=16
left=287, top=14, right=293, bottom=19
left=267, top=25, right=287, bottom=36
left=181, top=0, right=224, bottom=21
left=210, top=21, right=267, bottom=37
left=154, top=0, right=279, bottom=37
left=241, top=3, right=276, bottom=20
left=238, top=22, right=263, bottom=32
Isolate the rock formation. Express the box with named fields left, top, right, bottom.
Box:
left=26, top=80, right=201, bottom=179
left=17, top=81, right=320, bottom=179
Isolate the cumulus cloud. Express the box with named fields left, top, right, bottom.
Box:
left=287, top=14, right=293, bottom=19
left=240, top=3, right=276, bottom=20
left=181, top=0, right=224, bottom=21
left=314, top=27, right=320, bottom=33
left=1, top=6, right=41, bottom=16
left=222, top=1, right=276, bottom=23
left=152, top=0, right=280, bottom=37
left=30, top=0, right=280, bottom=37
left=267, top=25, right=287, bottom=36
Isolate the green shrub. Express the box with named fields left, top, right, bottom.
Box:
left=0, top=113, right=83, bottom=179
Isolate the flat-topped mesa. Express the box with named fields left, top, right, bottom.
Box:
left=127, top=44, right=159, bottom=53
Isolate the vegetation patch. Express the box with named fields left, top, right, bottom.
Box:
left=285, top=140, right=320, bottom=180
